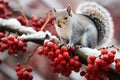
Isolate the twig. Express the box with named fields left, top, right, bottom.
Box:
left=97, top=45, right=120, bottom=51
left=22, top=45, right=39, bottom=67
left=40, top=12, right=51, bottom=31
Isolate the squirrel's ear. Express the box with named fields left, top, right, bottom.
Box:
left=66, top=5, right=71, bottom=16
left=53, top=8, right=56, bottom=13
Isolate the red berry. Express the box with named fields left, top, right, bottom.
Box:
left=18, top=41, right=24, bottom=47
left=74, top=68, right=80, bottom=72
left=111, top=50, right=116, bottom=54
left=28, top=74, right=33, bottom=79
left=95, top=59, right=103, bottom=69
left=8, top=49, right=15, bottom=55
left=5, top=2, right=11, bottom=9
left=63, top=52, right=70, bottom=59
left=48, top=51, right=54, bottom=58
left=73, top=56, right=79, bottom=61
left=108, top=52, right=115, bottom=59
left=74, top=61, right=82, bottom=68
left=53, top=44, right=59, bottom=50
left=55, top=49, right=61, bottom=56
left=70, top=46, right=76, bottom=52
left=61, top=46, right=68, bottom=52
left=8, top=35, right=15, bottom=41
left=32, top=16, right=38, bottom=22
left=25, top=66, right=32, bottom=72
left=69, top=58, right=75, bottom=65
left=44, top=41, right=48, bottom=47
left=58, top=54, right=64, bottom=61
left=17, top=71, right=23, bottom=77
left=0, top=0, right=4, bottom=3
left=115, top=59, right=120, bottom=63
left=1, top=43, right=8, bottom=49
left=60, top=60, right=66, bottom=66
left=40, top=19, right=44, bottom=24
left=51, top=66, right=57, bottom=73
left=0, top=32, right=5, bottom=38
left=54, top=58, right=59, bottom=64
left=116, top=62, right=120, bottom=72
left=37, top=20, right=42, bottom=26
left=16, top=67, right=21, bottom=72
left=23, top=71, right=29, bottom=78
left=101, top=49, right=108, bottom=55
left=37, top=47, right=43, bottom=55
left=89, top=55, right=96, bottom=62
left=47, top=42, right=54, bottom=48
left=6, top=11, right=12, bottom=17
left=17, top=16, right=24, bottom=22
left=102, top=54, right=109, bottom=61
left=0, top=4, right=4, bottom=11
left=103, top=65, right=110, bottom=71
left=65, top=63, right=70, bottom=69
left=7, top=40, right=14, bottom=46
left=80, top=71, right=86, bottom=76
left=1, top=37, right=8, bottom=43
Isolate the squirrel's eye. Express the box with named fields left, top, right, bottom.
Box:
left=64, top=17, right=68, bottom=20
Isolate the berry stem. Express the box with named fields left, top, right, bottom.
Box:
left=40, top=12, right=51, bottom=31
left=22, top=45, right=39, bottom=67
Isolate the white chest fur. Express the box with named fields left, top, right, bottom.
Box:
left=55, top=24, right=73, bottom=40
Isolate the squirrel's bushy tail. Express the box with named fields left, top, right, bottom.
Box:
left=76, top=2, right=114, bottom=46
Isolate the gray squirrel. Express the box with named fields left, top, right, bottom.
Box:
left=53, top=2, right=113, bottom=48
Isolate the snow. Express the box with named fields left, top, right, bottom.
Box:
left=20, top=31, right=48, bottom=39
left=20, top=30, right=59, bottom=42
left=79, top=47, right=101, bottom=57
left=0, top=18, right=36, bottom=34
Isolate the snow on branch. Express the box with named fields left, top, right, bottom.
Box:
left=20, top=31, right=59, bottom=45
left=0, top=18, right=36, bottom=35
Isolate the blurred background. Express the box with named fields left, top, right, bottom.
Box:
left=0, top=0, right=120, bottom=80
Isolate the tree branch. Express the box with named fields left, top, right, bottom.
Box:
left=0, top=18, right=36, bottom=35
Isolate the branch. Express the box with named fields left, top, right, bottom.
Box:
left=0, top=18, right=36, bottom=35
left=20, top=31, right=59, bottom=45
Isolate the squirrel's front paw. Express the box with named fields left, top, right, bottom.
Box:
left=67, top=44, right=74, bottom=49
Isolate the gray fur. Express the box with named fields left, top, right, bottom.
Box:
left=54, top=2, right=113, bottom=48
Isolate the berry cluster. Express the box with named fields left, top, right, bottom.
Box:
left=16, top=63, right=33, bottom=80
left=37, top=39, right=82, bottom=77
left=0, top=0, right=12, bottom=18
left=81, top=49, right=116, bottom=79
left=0, top=35, right=27, bottom=55
left=17, top=15, right=55, bottom=32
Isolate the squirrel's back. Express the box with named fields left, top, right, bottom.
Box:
left=76, top=2, right=114, bottom=46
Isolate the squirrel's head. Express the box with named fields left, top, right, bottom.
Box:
left=53, top=5, right=72, bottom=28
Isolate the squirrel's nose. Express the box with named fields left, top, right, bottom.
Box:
left=58, top=21, right=62, bottom=27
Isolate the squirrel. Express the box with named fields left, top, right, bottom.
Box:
left=53, top=2, right=113, bottom=48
